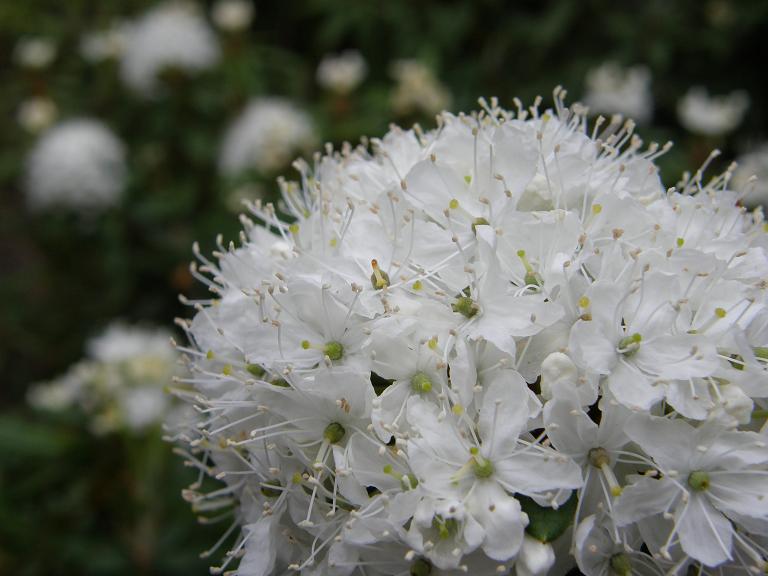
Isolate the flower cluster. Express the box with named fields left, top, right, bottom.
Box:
left=172, top=90, right=768, bottom=575
left=30, top=323, right=177, bottom=435
left=24, top=118, right=126, bottom=211
left=677, top=86, right=749, bottom=137
left=120, top=2, right=220, bottom=97
left=218, top=97, right=317, bottom=176
left=583, top=62, right=653, bottom=124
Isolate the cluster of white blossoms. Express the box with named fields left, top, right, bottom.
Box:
left=732, top=143, right=768, bottom=208
left=317, top=51, right=368, bottom=95
left=391, top=60, right=452, bottom=117
left=583, top=62, right=653, bottom=125
left=219, top=98, right=317, bottom=176
left=211, top=0, right=255, bottom=33
left=120, top=2, right=220, bottom=97
left=677, top=87, right=750, bottom=137
left=25, top=118, right=126, bottom=211
left=30, top=323, right=177, bottom=435
left=171, top=89, right=768, bottom=576
left=80, top=21, right=132, bottom=64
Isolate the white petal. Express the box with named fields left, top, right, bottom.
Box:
left=467, top=482, right=525, bottom=561
left=613, top=476, right=679, bottom=525
left=677, top=495, right=733, bottom=567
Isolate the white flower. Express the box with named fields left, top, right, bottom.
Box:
left=677, top=86, right=749, bottom=136
left=211, top=0, right=254, bottom=32
left=29, top=322, right=177, bottom=435
left=317, top=50, right=367, bottom=94
left=13, top=36, right=56, bottom=69
left=614, top=415, right=768, bottom=567
left=120, top=2, right=220, bottom=96
left=25, top=118, right=126, bottom=211
left=17, top=97, right=57, bottom=134
left=583, top=62, right=653, bottom=124
left=391, top=59, right=451, bottom=116
left=732, top=142, right=768, bottom=207
left=218, top=97, right=316, bottom=175
left=80, top=21, right=131, bottom=63
left=172, top=90, right=768, bottom=575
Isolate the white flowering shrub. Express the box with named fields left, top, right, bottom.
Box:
left=218, top=98, right=317, bottom=176
left=120, top=2, right=220, bottom=97
left=24, top=118, right=126, bottom=211
left=30, top=323, right=177, bottom=435
left=174, top=89, right=768, bottom=575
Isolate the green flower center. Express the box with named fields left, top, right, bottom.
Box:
left=617, top=333, right=642, bottom=356
left=588, top=447, right=610, bottom=468
left=324, top=341, right=344, bottom=361
left=609, top=553, right=632, bottom=576
left=452, top=296, right=479, bottom=318
left=410, top=372, right=433, bottom=394
left=687, top=470, right=710, bottom=492
left=410, top=558, right=432, bottom=576
left=323, top=421, right=346, bottom=444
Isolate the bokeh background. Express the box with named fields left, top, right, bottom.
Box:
left=1, top=1, right=767, bottom=574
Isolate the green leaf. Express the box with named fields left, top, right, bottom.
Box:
left=518, top=492, right=578, bottom=543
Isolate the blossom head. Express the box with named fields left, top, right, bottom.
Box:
left=583, top=61, right=653, bottom=124
left=30, top=323, right=177, bottom=435
left=218, top=97, right=317, bottom=176
left=316, top=50, right=368, bottom=94
left=120, top=2, right=220, bottom=97
left=677, top=85, right=749, bottom=136
left=25, top=118, right=126, bottom=211
left=173, top=89, right=768, bottom=575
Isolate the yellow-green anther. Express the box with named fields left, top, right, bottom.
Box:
left=370, top=259, right=390, bottom=290
left=609, top=553, right=632, bottom=576
left=270, top=378, right=290, bottom=388
left=472, top=455, right=494, bottom=479
left=471, top=217, right=489, bottom=234
left=260, top=479, right=282, bottom=498
left=324, top=341, right=344, bottom=361
left=246, top=364, right=265, bottom=377
left=323, top=422, right=346, bottom=444
left=410, top=558, right=432, bottom=576
left=676, top=237, right=685, bottom=248
left=452, top=296, right=479, bottom=318
left=730, top=354, right=745, bottom=371
left=688, top=470, right=710, bottom=492
left=410, top=372, right=433, bottom=394
left=588, top=447, right=610, bottom=468
left=755, top=347, right=768, bottom=361
left=618, top=333, right=642, bottom=356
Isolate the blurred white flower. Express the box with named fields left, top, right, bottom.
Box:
left=29, top=323, right=177, bottom=435
left=583, top=62, right=653, bottom=124
left=80, top=21, right=131, bottom=63
left=120, top=2, right=220, bottom=96
left=25, top=119, right=126, bottom=211
left=211, top=0, right=254, bottom=32
left=17, top=97, right=57, bottom=134
left=13, top=36, right=56, bottom=69
left=316, top=50, right=367, bottom=94
left=732, top=143, right=768, bottom=206
left=391, top=59, right=451, bottom=116
left=677, top=86, right=749, bottom=136
left=218, top=97, right=316, bottom=175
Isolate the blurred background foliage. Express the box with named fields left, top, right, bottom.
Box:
left=0, top=0, right=767, bottom=574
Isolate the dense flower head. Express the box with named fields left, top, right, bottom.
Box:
left=211, top=0, right=255, bottom=33
left=583, top=62, right=653, bottom=124
left=120, top=2, right=220, bottom=96
left=30, top=323, right=177, bottom=435
left=732, top=142, right=768, bottom=208
left=172, top=89, right=768, bottom=576
left=218, top=97, right=317, bottom=176
left=316, top=50, right=368, bottom=95
left=391, top=59, right=451, bottom=117
left=677, top=86, right=749, bottom=137
left=25, top=118, right=126, bottom=211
